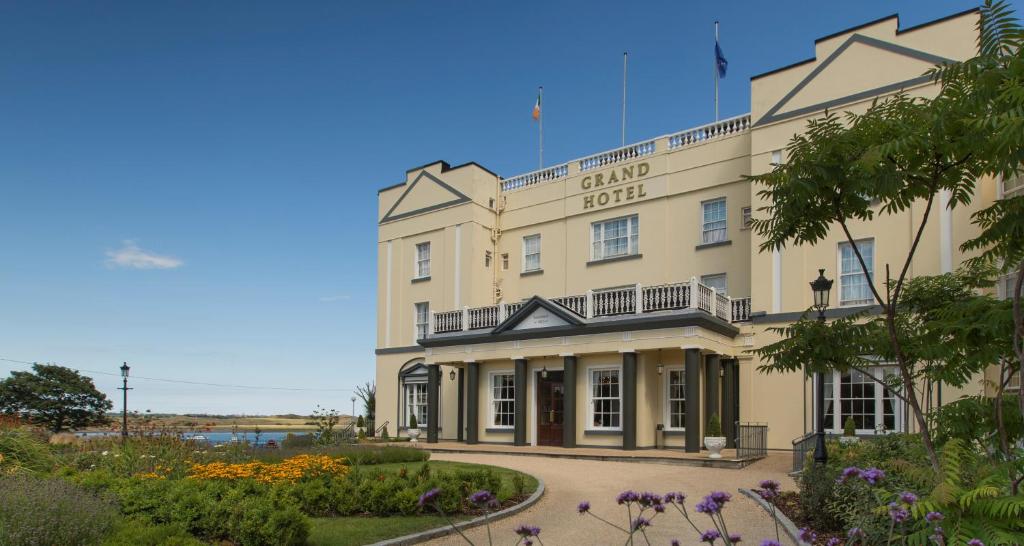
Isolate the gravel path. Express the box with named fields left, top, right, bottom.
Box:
left=421, top=452, right=797, bottom=546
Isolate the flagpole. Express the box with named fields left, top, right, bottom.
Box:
left=538, top=86, right=544, bottom=170
left=622, top=51, right=628, bottom=147
left=714, top=21, right=720, bottom=122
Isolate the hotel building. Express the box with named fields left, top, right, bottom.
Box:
left=373, top=7, right=1015, bottom=454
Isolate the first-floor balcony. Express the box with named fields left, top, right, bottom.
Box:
left=427, top=277, right=751, bottom=337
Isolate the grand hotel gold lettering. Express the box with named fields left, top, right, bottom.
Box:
left=580, top=162, right=649, bottom=209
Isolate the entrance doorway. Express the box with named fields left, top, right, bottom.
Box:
left=536, top=371, right=564, bottom=446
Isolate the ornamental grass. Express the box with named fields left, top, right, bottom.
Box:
left=187, top=453, right=349, bottom=483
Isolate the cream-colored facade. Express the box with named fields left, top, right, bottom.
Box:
left=374, top=8, right=998, bottom=452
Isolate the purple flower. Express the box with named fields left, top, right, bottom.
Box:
left=631, top=517, right=652, bottom=531
left=514, top=524, right=541, bottom=537
left=671, top=541, right=681, bottom=546
left=729, top=533, right=742, bottom=543
left=523, top=540, right=532, bottom=546
left=695, top=498, right=721, bottom=514
left=826, top=538, right=841, bottom=546
left=700, top=529, right=721, bottom=543
left=925, top=511, right=944, bottom=523
left=577, top=501, right=591, bottom=514
left=798, top=527, right=817, bottom=543
left=930, top=526, right=946, bottom=544
left=837, top=466, right=862, bottom=483
left=859, top=467, right=885, bottom=485
left=664, top=491, right=686, bottom=503
left=760, top=541, right=782, bottom=546
left=653, top=503, right=666, bottom=513
left=709, top=491, right=732, bottom=504
left=617, top=490, right=640, bottom=505
left=847, top=527, right=865, bottom=539
left=967, top=540, right=984, bottom=546
left=639, top=491, right=663, bottom=507
left=888, top=501, right=910, bottom=523
left=899, top=491, right=918, bottom=505
left=468, top=490, right=496, bottom=507
left=758, top=479, right=781, bottom=493
left=418, top=487, right=441, bottom=507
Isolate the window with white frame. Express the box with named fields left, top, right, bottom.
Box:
left=490, top=372, right=515, bottom=428
left=741, top=206, right=752, bottom=229
left=1002, top=172, right=1023, bottom=197
left=589, top=367, right=621, bottom=429
left=666, top=368, right=686, bottom=430
left=701, top=198, right=727, bottom=244
left=999, top=272, right=1020, bottom=301
left=414, top=242, right=431, bottom=278
left=404, top=381, right=427, bottom=428
left=770, top=149, right=783, bottom=166
left=839, top=239, right=874, bottom=306
left=523, top=234, right=541, bottom=272
left=822, top=367, right=900, bottom=433
left=1008, top=370, right=1021, bottom=392
left=591, top=215, right=639, bottom=261
left=414, top=302, right=429, bottom=340
left=701, top=273, right=728, bottom=296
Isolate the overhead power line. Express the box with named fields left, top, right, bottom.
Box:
left=0, top=357, right=355, bottom=392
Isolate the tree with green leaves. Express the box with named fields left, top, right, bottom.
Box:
left=749, top=0, right=1023, bottom=472
left=355, top=381, right=375, bottom=436
left=0, top=363, right=112, bottom=433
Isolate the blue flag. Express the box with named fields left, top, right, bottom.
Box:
left=715, top=41, right=728, bottom=78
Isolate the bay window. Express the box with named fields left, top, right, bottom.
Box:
left=591, top=215, right=639, bottom=261
left=822, top=367, right=901, bottom=434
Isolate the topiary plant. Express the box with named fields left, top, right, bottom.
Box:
left=381, top=426, right=390, bottom=440
left=356, top=415, right=365, bottom=428
left=706, top=413, right=722, bottom=437
left=844, top=416, right=857, bottom=437
left=408, top=414, right=418, bottom=429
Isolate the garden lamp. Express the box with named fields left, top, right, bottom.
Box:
left=809, top=269, right=833, bottom=466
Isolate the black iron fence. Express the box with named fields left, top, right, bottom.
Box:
left=792, top=432, right=815, bottom=473
left=736, top=423, right=768, bottom=459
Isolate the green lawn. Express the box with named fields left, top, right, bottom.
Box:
left=309, top=460, right=537, bottom=546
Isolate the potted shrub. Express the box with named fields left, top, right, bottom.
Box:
left=840, top=416, right=860, bottom=445
left=703, top=413, right=727, bottom=459
left=407, top=414, right=421, bottom=442
left=356, top=415, right=365, bottom=435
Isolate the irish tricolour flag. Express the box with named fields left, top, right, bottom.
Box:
left=532, top=91, right=541, bottom=121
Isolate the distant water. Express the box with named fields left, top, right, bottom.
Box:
left=77, top=430, right=311, bottom=446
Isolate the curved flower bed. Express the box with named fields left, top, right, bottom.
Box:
left=186, top=454, right=349, bottom=483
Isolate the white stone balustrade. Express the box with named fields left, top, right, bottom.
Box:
left=500, top=163, right=569, bottom=192
left=667, top=114, right=751, bottom=149
left=578, top=139, right=657, bottom=173
left=429, top=281, right=752, bottom=335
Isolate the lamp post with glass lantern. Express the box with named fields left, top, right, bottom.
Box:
left=118, top=363, right=131, bottom=441
left=810, top=269, right=833, bottom=465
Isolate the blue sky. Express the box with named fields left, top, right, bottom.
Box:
left=0, top=0, right=1008, bottom=415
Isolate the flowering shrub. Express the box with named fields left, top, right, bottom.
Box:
left=187, top=454, right=350, bottom=483
left=0, top=473, right=117, bottom=546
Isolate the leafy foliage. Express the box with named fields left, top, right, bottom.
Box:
left=0, top=363, right=113, bottom=433
left=705, top=413, right=722, bottom=437
left=0, top=473, right=118, bottom=546
left=930, top=395, right=1024, bottom=455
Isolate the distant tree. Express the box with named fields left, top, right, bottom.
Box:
left=355, top=382, right=375, bottom=437
left=0, top=364, right=112, bottom=433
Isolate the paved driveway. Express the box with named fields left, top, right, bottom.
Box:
left=422, top=452, right=797, bottom=546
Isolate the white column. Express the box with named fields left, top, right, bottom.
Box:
left=688, top=277, right=699, bottom=309
left=772, top=249, right=782, bottom=313
left=462, top=307, right=469, bottom=331
left=586, top=289, right=594, bottom=319
left=939, top=190, right=953, bottom=273
left=385, top=240, right=393, bottom=347
left=634, top=283, right=643, bottom=314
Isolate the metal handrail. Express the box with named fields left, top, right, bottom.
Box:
left=374, top=419, right=390, bottom=436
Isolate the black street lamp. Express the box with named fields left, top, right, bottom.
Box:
left=118, top=362, right=132, bottom=441
left=809, top=269, right=833, bottom=465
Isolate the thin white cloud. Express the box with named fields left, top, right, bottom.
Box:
left=319, top=295, right=351, bottom=302
left=105, top=240, right=183, bottom=270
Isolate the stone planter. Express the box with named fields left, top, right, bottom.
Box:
left=839, top=435, right=860, bottom=446
left=704, top=436, right=727, bottom=459
left=407, top=428, right=421, bottom=442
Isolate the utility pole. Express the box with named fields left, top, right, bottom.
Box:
left=118, top=362, right=131, bottom=442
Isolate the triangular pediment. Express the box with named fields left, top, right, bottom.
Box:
left=380, top=171, right=471, bottom=223
left=757, top=34, right=954, bottom=126
left=492, top=296, right=584, bottom=334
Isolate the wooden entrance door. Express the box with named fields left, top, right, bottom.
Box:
left=536, top=371, right=565, bottom=446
